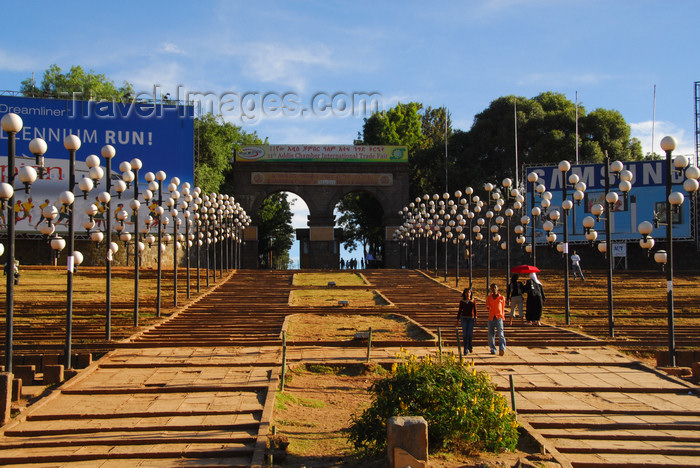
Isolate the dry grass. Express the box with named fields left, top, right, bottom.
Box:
left=288, top=289, right=388, bottom=307
left=292, top=272, right=367, bottom=286
left=284, top=313, right=434, bottom=341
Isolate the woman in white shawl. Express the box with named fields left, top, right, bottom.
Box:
left=525, top=272, right=546, bottom=325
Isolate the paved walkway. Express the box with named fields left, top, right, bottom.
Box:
left=0, top=270, right=698, bottom=467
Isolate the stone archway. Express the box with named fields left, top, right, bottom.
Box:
left=231, top=144, right=409, bottom=269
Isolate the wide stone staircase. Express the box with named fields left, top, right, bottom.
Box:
left=0, top=269, right=698, bottom=467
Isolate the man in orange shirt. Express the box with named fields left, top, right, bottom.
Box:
left=485, top=283, right=507, bottom=356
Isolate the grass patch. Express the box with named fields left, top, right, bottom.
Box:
left=285, top=313, right=434, bottom=342
left=293, top=272, right=367, bottom=286
left=275, top=391, right=325, bottom=411
left=288, top=289, right=388, bottom=307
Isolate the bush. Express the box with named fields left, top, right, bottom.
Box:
left=347, top=351, right=518, bottom=455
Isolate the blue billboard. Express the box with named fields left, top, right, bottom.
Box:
left=0, top=96, right=194, bottom=234
left=528, top=160, right=695, bottom=244
left=0, top=95, right=194, bottom=183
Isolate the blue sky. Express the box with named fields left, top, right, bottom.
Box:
left=1, top=0, right=698, bottom=265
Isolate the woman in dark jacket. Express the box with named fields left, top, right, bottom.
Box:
left=456, top=288, right=477, bottom=354
left=525, top=272, right=546, bottom=325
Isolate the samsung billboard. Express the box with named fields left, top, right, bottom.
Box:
left=0, top=95, right=194, bottom=234
left=528, top=160, right=695, bottom=244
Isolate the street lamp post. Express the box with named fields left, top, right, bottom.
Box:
left=100, top=145, right=116, bottom=338
left=463, top=187, right=475, bottom=289
left=582, top=154, right=630, bottom=338
left=556, top=161, right=587, bottom=325
left=63, top=134, right=82, bottom=370
left=638, top=136, right=699, bottom=367
left=442, top=192, right=450, bottom=281
left=0, top=113, right=40, bottom=374
left=155, top=171, right=166, bottom=316
left=168, top=178, right=181, bottom=306
left=127, top=159, right=142, bottom=327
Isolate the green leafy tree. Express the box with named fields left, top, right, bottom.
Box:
left=20, top=64, right=134, bottom=100
left=195, top=113, right=266, bottom=194
left=258, top=193, right=294, bottom=269
left=336, top=192, right=385, bottom=260
left=579, top=108, right=644, bottom=162
left=412, top=106, right=453, bottom=197
left=452, top=93, right=643, bottom=191
left=360, top=102, right=424, bottom=152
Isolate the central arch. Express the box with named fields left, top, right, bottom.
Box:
left=231, top=144, right=409, bottom=269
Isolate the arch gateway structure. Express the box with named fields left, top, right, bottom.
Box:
left=232, top=144, right=409, bottom=269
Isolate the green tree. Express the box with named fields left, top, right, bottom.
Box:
left=336, top=192, right=385, bottom=260
left=452, top=93, right=643, bottom=192
left=412, top=106, right=453, bottom=197
left=579, top=108, right=644, bottom=162
left=20, top=64, right=134, bottom=100
left=360, top=102, right=424, bottom=152
left=258, top=193, right=294, bottom=269
left=195, top=113, right=266, bottom=194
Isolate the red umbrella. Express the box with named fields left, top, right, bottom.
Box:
left=510, top=264, right=540, bottom=274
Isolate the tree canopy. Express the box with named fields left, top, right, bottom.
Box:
left=359, top=93, right=643, bottom=199
left=20, top=64, right=134, bottom=100
left=336, top=191, right=385, bottom=258
left=195, top=113, right=266, bottom=194
left=455, top=93, right=643, bottom=191
left=257, top=193, right=294, bottom=269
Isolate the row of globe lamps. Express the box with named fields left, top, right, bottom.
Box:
left=637, top=136, right=699, bottom=367
left=395, top=145, right=697, bottom=344
left=1, top=112, right=249, bottom=373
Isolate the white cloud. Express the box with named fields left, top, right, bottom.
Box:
left=118, top=61, right=186, bottom=95
left=516, top=71, right=614, bottom=87
left=285, top=193, right=310, bottom=228
left=162, top=42, right=186, bottom=55
left=0, top=49, right=43, bottom=73
left=234, top=42, right=335, bottom=91
left=630, top=120, right=695, bottom=158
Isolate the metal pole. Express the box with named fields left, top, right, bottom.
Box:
left=212, top=217, right=217, bottom=282
left=173, top=214, right=178, bottom=307
left=455, top=238, right=460, bottom=288
left=506, top=215, right=511, bottom=289
left=65, top=143, right=77, bottom=370
left=433, top=234, right=437, bottom=275
left=563, top=169, right=571, bottom=325
left=468, top=218, right=473, bottom=289
left=486, top=215, right=491, bottom=294
left=133, top=168, right=139, bottom=328
left=205, top=216, right=210, bottom=287
left=104, top=150, right=112, bottom=340
left=664, top=147, right=676, bottom=367
left=425, top=232, right=428, bottom=271
left=196, top=218, right=201, bottom=292
left=604, top=154, right=614, bottom=338
left=530, top=181, right=537, bottom=266
left=4, top=124, right=17, bottom=374
left=156, top=180, right=163, bottom=316
left=417, top=231, right=420, bottom=269
left=186, top=216, right=191, bottom=299
left=444, top=231, right=448, bottom=283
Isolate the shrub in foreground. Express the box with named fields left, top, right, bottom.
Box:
left=347, top=351, right=518, bottom=454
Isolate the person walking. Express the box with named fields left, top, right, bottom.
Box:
left=456, top=288, right=477, bottom=355
left=571, top=250, right=585, bottom=280
left=506, top=274, right=525, bottom=326
left=485, top=283, right=506, bottom=355
left=525, top=272, right=546, bottom=325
